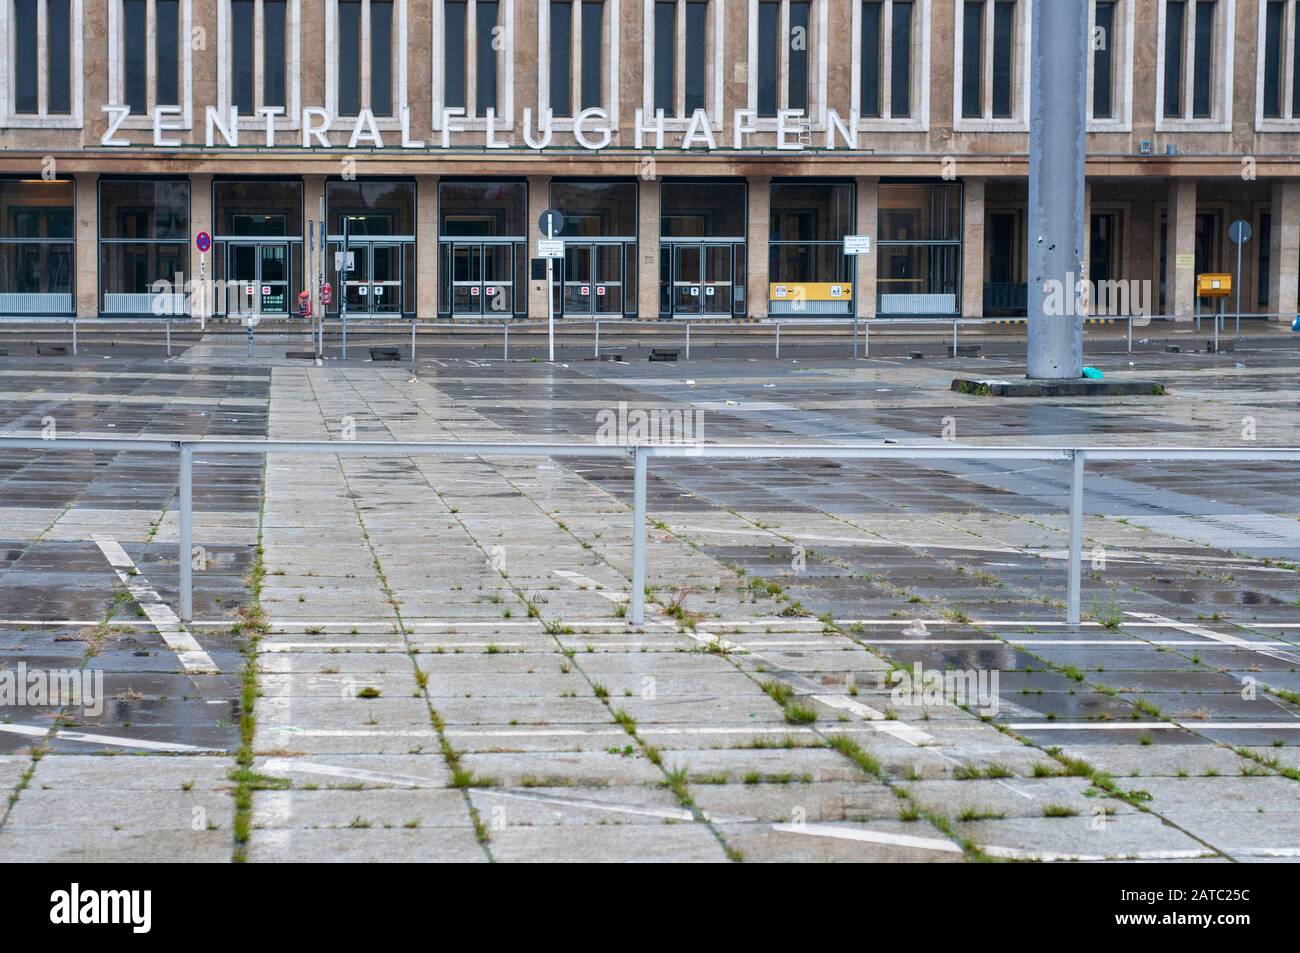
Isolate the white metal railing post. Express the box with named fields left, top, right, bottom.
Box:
left=166, top=319, right=172, bottom=357
left=503, top=323, right=509, bottom=360
left=631, top=446, right=647, bottom=625
left=686, top=322, right=690, bottom=360
left=775, top=322, right=781, bottom=359
left=71, top=316, right=78, bottom=356
left=864, top=318, right=869, bottom=357
left=952, top=319, right=958, bottom=355
left=595, top=320, right=600, bottom=358
left=179, top=444, right=194, bottom=623
left=411, top=320, right=417, bottom=366
left=1127, top=315, right=1132, bottom=353
left=1067, top=449, right=1084, bottom=625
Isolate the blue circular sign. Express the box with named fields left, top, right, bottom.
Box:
left=195, top=231, right=212, bottom=253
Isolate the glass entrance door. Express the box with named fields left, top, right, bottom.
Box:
left=227, top=243, right=258, bottom=315
left=482, top=243, right=513, bottom=315
left=449, top=242, right=514, bottom=316
left=258, top=244, right=288, bottom=315
left=343, top=245, right=371, bottom=314
left=703, top=244, right=733, bottom=315
left=561, top=243, right=622, bottom=316
left=371, top=244, right=401, bottom=315
left=664, top=242, right=741, bottom=318
left=673, top=245, right=702, bottom=316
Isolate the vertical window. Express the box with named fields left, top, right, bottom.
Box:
left=475, top=0, right=498, bottom=114
left=263, top=0, right=286, bottom=109
left=444, top=1, right=467, bottom=109
left=684, top=1, right=707, bottom=112
left=124, top=0, right=147, bottom=111
left=156, top=0, right=179, bottom=106
left=787, top=0, right=809, bottom=114
left=990, top=0, right=1013, bottom=118
left=231, top=0, right=255, bottom=113
left=0, top=178, right=75, bottom=315
left=1293, top=8, right=1300, bottom=115
left=860, top=1, right=881, bottom=118
left=550, top=1, right=572, bottom=116
left=756, top=1, right=779, bottom=116
left=653, top=1, right=675, bottom=113
left=959, top=0, right=1023, bottom=123
left=889, top=1, right=911, bottom=117
left=1260, top=0, right=1300, bottom=123
left=961, top=0, right=982, bottom=118
left=1191, top=0, right=1213, bottom=118
left=338, top=0, right=361, bottom=114
left=1163, top=0, right=1184, bottom=117
left=1257, top=212, right=1270, bottom=307
left=370, top=0, right=394, bottom=116
left=13, top=0, right=38, bottom=113
left=47, top=0, right=72, bottom=113
left=580, top=0, right=603, bottom=110
left=1093, top=0, right=1115, bottom=119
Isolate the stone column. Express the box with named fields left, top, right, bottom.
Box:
left=527, top=174, right=552, bottom=319
left=747, top=176, right=771, bottom=320
left=855, top=176, right=878, bottom=320
left=304, top=175, right=327, bottom=315
left=961, top=177, right=985, bottom=317
left=637, top=177, right=661, bottom=319
left=1269, top=181, right=1300, bottom=323
left=416, top=176, right=439, bottom=319
left=1167, top=179, right=1197, bottom=319
left=74, top=172, right=98, bottom=319
left=189, top=174, right=212, bottom=320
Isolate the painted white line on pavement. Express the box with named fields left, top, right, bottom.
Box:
left=260, top=757, right=437, bottom=788
left=552, top=569, right=629, bottom=603
left=0, top=723, right=220, bottom=753
left=1005, top=721, right=1300, bottom=731
left=812, top=694, right=935, bottom=746
left=1124, top=611, right=1300, bottom=666
left=473, top=788, right=698, bottom=823
left=92, top=535, right=219, bottom=675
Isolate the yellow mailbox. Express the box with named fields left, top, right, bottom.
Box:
left=1197, top=273, right=1232, bottom=297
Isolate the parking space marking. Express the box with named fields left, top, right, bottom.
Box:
left=0, top=723, right=221, bottom=753
left=93, top=535, right=219, bottom=675
left=1124, top=611, right=1300, bottom=666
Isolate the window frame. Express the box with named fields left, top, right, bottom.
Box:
left=217, top=0, right=301, bottom=131
left=326, top=0, right=409, bottom=130
left=745, top=0, right=829, bottom=130
left=0, top=0, right=83, bottom=128
left=433, top=0, right=515, bottom=130
left=1256, top=0, right=1300, bottom=129
left=1156, top=0, right=1235, bottom=132
left=1087, top=0, right=1133, bottom=131
left=851, top=0, right=929, bottom=132
left=641, top=0, right=725, bottom=131
left=107, top=0, right=192, bottom=130
left=539, top=0, right=621, bottom=131
left=951, top=0, right=1031, bottom=132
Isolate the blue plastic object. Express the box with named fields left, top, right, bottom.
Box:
left=1081, top=366, right=1104, bottom=379
left=1292, top=315, right=1300, bottom=332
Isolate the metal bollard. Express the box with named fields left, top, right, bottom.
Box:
left=1067, top=450, right=1084, bottom=626
left=630, top=446, right=646, bottom=625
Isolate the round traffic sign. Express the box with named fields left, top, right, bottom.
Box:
left=537, top=209, right=566, bottom=236
left=1228, top=220, right=1252, bottom=245
left=195, top=231, right=212, bottom=253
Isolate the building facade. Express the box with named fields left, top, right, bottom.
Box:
left=0, top=0, right=1297, bottom=322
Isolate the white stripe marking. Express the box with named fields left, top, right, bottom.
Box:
left=0, top=723, right=220, bottom=752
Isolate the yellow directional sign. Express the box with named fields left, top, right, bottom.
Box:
left=1196, top=273, right=1232, bottom=297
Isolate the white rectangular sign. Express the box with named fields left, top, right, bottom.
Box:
left=334, top=251, right=356, bottom=272
left=843, top=235, right=873, bottom=256
left=537, top=239, right=565, bottom=259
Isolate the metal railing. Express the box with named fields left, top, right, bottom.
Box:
left=1, top=437, right=1297, bottom=629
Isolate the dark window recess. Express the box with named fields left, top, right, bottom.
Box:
left=550, top=2, right=572, bottom=117
left=232, top=0, right=255, bottom=113
left=788, top=0, right=810, bottom=114
left=757, top=1, right=779, bottom=116
left=961, top=1, right=982, bottom=118
left=580, top=0, right=604, bottom=110
left=124, top=0, right=148, bottom=112
left=370, top=0, right=394, bottom=116
left=1191, top=0, right=1214, bottom=118
left=1093, top=0, right=1114, bottom=119
left=653, top=1, right=675, bottom=113
left=1163, top=0, right=1185, bottom=117
left=444, top=2, right=467, bottom=110
left=1294, top=8, right=1300, bottom=118
left=476, top=0, right=499, bottom=114
left=48, top=0, right=71, bottom=113
left=338, top=0, right=361, bottom=114
left=1264, top=2, right=1284, bottom=118
left=14, top=0, right=38, bottom=113
left=264, top=0, right=287, bottom=109
left=684, top=1, right=707, bottom=113
left=1257, top=213, right=1271, bottom=307
left=890, top=0, right=912, bottom=118
left=991, top=0, right=1014, bottom=118
left=860, top=1, right=881, bottom=118
left=156, top=0, right=179, bottom=106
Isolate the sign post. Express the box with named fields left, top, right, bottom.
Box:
left=1228, top=220, right=1252, bottom=335
left=538, top=210, right=566, bottom=363
left=195, top=231, right=211, bottom=330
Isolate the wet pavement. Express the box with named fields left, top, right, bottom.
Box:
left=0, top=337, right=1298, bottom=861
